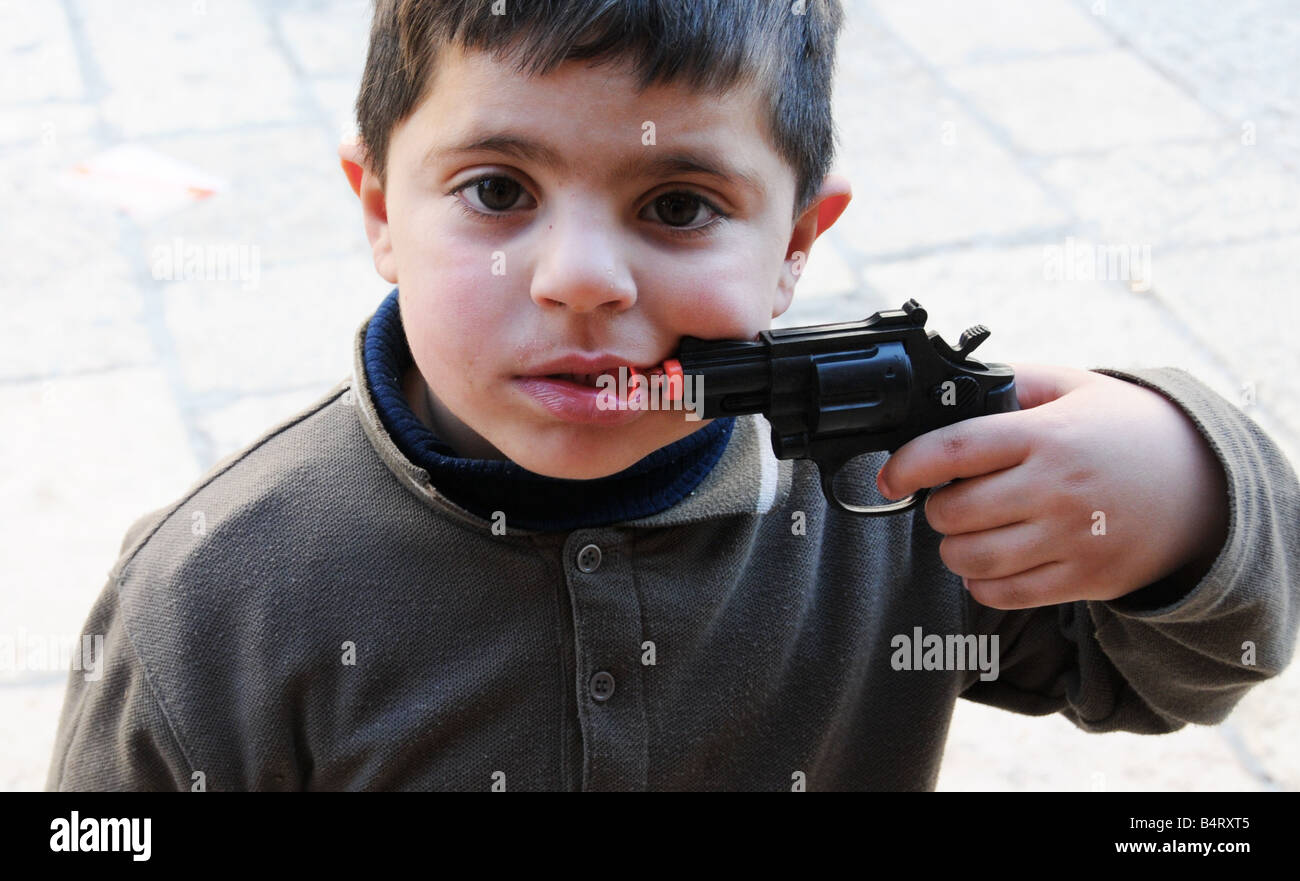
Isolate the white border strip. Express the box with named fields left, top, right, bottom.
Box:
left=755, top=415, right=780, bottom=513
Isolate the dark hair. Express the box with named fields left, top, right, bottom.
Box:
left=356, top=0, right=845, bottom=221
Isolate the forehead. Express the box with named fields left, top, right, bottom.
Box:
left=394, top=42, right=788, bottom=200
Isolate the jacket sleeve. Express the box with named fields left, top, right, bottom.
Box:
left=959, top=366, right=1300, bottom=733
left=45, top=511, right=194, bottom=791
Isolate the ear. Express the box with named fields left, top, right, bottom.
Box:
left=339, top=136, right=397, bottom=285
left=774, top=173, right=852, bottom=319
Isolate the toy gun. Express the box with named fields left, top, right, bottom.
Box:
left=654, top=299, right=1019, bottom=516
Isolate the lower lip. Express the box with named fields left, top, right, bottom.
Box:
left=513, top=375, right=649, bottom=426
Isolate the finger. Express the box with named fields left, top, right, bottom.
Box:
left=964, top=559, right=1076, bottom=610
left=1005, top=361, right=1071, bottom=410
left=923, top=468, right=1039, bottom=535
left=939, top=521, right=1058, bottom=583
left=877, top=410, right=1033, bottom=500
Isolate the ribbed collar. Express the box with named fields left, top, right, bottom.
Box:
left=360, top=288, right=736, bottom=532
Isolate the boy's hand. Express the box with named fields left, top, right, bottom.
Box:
left=876, top=363, right=1230, bottom=610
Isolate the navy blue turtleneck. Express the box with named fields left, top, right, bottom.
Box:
left=362, top=289, right=735, bottom=532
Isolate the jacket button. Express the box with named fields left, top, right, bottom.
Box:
left=576, top=543, right=602, bottom=573
left=589, top=671, right=616, bottom=701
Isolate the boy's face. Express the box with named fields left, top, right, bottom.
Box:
left=342, top=43, right=849, bottom=480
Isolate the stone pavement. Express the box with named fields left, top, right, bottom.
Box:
left=1, top=0, right=1296, bottom=791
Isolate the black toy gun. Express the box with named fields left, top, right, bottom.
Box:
left=655, top=299, right=1019, bottom=516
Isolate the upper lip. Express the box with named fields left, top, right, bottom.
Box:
left=520, top=353, right=660, bottom=378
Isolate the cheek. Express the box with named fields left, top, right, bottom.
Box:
left=402, top=269, right=510, bottom=400
left=393, top=194, right=500, bottom=298
left=658, top=240, right=782, bottom=338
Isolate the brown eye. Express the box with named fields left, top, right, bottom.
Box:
left=653, top=192, right=707, bottom=227
left=472, top=177, right=522, bottom=211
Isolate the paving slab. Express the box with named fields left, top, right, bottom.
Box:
left=135, top=126, right=365, bottom=268
left=160, top=258, right=387, bottom=398
left=831, top=59, right=1072, bottom=257
left=874, top=0, right=1114, bottom=68
left=0, top=1, right=82, bottom=103
left=72, top=0, right=305, bottom=138
left=0, top=367, right=199, bottom=681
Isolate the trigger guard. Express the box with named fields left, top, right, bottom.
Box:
left=818, top=464, right=928, bottom=517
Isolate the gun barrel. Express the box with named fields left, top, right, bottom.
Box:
left=667, top=338, right=770, bottom=418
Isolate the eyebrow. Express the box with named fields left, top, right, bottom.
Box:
left=426, top=133, right=766, bottom=199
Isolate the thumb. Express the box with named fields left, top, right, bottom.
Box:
left=1006, top=361, right=1084, bottom=410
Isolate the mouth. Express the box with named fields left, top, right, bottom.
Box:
left=513, top=366, right=655, bottom=426
left=538, top=370, right=634, bottom=387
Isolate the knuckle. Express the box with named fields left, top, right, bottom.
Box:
left=1047, top=480, right=1091, bottom=521
left=965, top=544, right=1002, bottom=579
left=966, top=579, right=1004, bottom=607
left=972, top=578, right=1027, bottom=609
left=1060, top=464, right=1095, bottom=495
left=941, top=536, right=999, bottom=579
left=940, top=429, right=970, bottom=461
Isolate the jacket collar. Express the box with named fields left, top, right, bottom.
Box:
left=348, top=309, right=793, bottom=534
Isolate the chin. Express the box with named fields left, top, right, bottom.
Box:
left=507, top=438, right=647, bottom=481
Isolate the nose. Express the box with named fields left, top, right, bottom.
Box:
left=529, top=210, right=637, bottom=313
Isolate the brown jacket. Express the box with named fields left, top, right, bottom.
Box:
left=45, top=311, right=1300, bottom=790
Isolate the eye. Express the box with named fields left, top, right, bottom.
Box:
left=448, top=176, right=727, bottom=238
left=452, top=175, right=535, bottom=214
left=644, top=191, right=724, bottom=230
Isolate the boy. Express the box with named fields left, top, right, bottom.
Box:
left=47, top=0, right=1300, bottom=790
